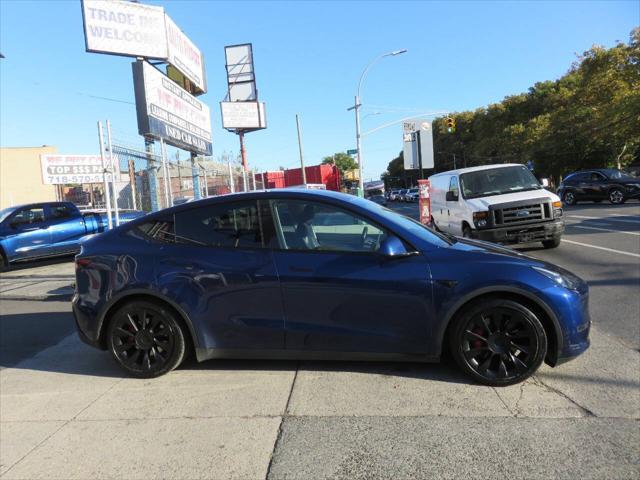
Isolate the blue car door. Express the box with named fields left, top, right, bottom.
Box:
left=155, top=199, right=285, bottom=351
left=3, top=205, right=52, bottom=261
left=46, top=203, right=86, bottom=254
left=269, top=198, right=433, bottom=355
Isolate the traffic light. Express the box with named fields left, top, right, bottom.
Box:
left=445, top=117, right=456, bottom=133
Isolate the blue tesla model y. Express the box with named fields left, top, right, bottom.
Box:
left=72, top=189, right=590, bottom=386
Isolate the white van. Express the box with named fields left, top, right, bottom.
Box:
left=429, top=164, right=564, bottom=248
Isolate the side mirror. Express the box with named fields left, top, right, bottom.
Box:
left=379, top=235, right=419, bottom=258
left=445, top=191, right=458, bottom=202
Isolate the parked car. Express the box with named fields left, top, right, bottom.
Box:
left=368, top=195, right=387, bottom=206
left=557, top=168, right=640, bottom=205
left=388, top=190, right=400, bottom=201
left=0, top=202, right=144, bottom=271
left=73, top=189, right=589, bottom=386
left=406, top=188, right=419, bottom=202
left=396, top=189, right=408, bottom=201
left=429, top=164, right=564, bottom=248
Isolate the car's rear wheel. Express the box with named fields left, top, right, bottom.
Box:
left=562, top=191, right=576, bottom=206
left=107, top=300, right=186, bottom=378
left=449, top=299, right=547, bottom=386
left=609, top=188, right=625, bottom=204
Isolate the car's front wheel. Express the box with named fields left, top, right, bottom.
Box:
left=107, top=300, right=187, bottom=378
left=609, top=188, right=625, bottom=205
left=542, top=236, right=561, bottom=249
left=449, top=298, right=547, bottom=386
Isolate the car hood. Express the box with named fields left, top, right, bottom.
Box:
left=464, top=189, right=560, bottom=210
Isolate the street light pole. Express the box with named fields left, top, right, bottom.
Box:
left=350, top=49, right=407, bottom=197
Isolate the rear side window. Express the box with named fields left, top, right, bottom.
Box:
left=174, top=200, right=263, bottom=248
left=50, top=205, right=74, bottom=219
left=137, top=220, right=175, bottom=243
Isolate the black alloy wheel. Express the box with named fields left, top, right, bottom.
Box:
left=562, top=191, right=576, bottom=206
left=107, top=300, right=186, bottom=378
left=608, top=188, right=625, bottom=205
left=450, top=299, right=547, bottom=386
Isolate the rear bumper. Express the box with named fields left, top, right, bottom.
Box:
left=473, top=219, right=564, bottom=244
left=72, top=293, right=104, bottom=350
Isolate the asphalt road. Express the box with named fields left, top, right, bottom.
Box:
left=388, top=199, right=640, bottom=351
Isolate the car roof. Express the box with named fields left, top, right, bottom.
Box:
left=429, top=163, right=523, bottom=178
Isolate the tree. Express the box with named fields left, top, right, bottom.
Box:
left=322, top=152, right=358, bottom=176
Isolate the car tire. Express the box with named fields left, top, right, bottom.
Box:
left=462, top=225, right=472, bottom=238
left=562, top=191, right=576, bottom=206
left=448, top=298, right=547, bottom=386
left=608, top=188, right=625, bottom=205
left=542, top=236, right=561, bottom=249
left=107, top=300, right=187, bottom=378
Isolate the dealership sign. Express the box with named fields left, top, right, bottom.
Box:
left=133, top=60, right=212, bottom=155
left=40, top=155, right=122, bottom=185
left=220, top=102, right=267, bottom=130
left=81, top=0, right=206, bottom=94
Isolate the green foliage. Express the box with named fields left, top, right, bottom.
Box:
left=322, top=152, right=358, bottom=176
left=385, top=29, right=640, bottom=183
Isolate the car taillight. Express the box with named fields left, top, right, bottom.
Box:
left=76, top=258, right=92, bottom=269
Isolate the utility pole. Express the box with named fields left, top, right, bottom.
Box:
left=296, top=114, right=307, bottom=185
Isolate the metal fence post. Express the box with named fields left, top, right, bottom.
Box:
left=160, top=138, right=170, bottom=209
left=97, top=121, right=113, bottom=230
left=191, top=153, right=201, bottom=200
left=145, top=138, right=159, bottom=212
left=106, top=120, right=120, bottom=226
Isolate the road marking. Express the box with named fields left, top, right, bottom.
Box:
left=562, top=239, right=640, bottom=258
left=568, top=215, right=640, bottom=224
left=567, top=224, right=640, bottom=236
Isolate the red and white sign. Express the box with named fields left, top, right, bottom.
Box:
left=418, top=179, right=431, bottom=226
left=40, top=155, right=121, bottom=185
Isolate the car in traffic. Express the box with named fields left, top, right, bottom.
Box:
left=0, top=201, right=144, bottom=271
left=557, top=168, right=640, bottom=205
left=73, top=189, right=590, bottom=386
left=396, top=189, right=408, bottom=201
left=406, top=188, right=419, bottom=202
left=388, top=190, right=401, bottom=201
left=429, top=164, right=564, bottom=248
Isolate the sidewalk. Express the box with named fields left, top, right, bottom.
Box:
left=0, top=262, right=75, bottom=301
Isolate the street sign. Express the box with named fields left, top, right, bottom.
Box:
left=403, top=120, right=434, bottom=171
left=347, top=149, right=358, bottom=155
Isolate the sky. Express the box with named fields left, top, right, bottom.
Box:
left=1, top=0, right=638, bottom=180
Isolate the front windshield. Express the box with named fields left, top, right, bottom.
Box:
left=0, top=208, right=14, bottom=224
left=460, top=166, right=541, bottom=199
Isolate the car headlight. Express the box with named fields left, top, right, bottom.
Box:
left=552, top=201, right=563, bottom=217
left=473, top=211, right=489, bottom=228
left=533, top=266, right=583, bottom=291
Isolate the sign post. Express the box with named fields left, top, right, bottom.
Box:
left=97, top=121, right=113, bottom=230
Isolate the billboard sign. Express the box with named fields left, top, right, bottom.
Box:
left=164, top=14, right=206, bottom=93
left=40, top=155, right=122, bottom=185
left=133, top=60, right=212, bottom=155
left=81, top=0, right=168, bottom=59
left=225, top=43, right=257, bottom=101
left=220, top=102, right=267, bottom=130
left=403, top=120, right=434, bottom=170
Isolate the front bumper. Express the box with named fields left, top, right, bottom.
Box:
left=473, top=219, right=564, bottom=245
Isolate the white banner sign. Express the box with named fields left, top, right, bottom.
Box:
left=403, top=120, right=433, bottom=170
left=40, top=155, right=121, bottom=185
left=220, top=102, right=267, bottom=129
left=165, top=15, right=206, bottom=93
left=133, top=61, right=212, bottom=155
left=81, top=0, right=168, bottom=59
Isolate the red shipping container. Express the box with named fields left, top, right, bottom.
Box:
left=283, top=164, right=341, bottom=191
left=258, top=171, right=286, bottom=189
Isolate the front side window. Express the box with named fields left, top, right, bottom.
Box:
left=174, top=201, right=263, bottom=248
left=11, top=207, right=45, bottom=226
left=272, top=200, right=386, bottom=252
left=448, top=177, right=459, bottom=197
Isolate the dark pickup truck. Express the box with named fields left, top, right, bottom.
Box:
left=0, top=202, right=144, bottom=270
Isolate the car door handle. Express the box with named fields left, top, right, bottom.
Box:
left=289, top=266, right=313, bottom=273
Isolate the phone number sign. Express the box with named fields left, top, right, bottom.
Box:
left=40, top=155, right=121, bottom=185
